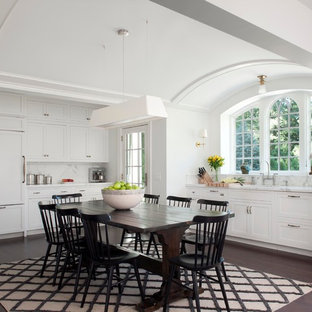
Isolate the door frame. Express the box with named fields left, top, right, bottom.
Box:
left=118, top=122, right=152, bottom=192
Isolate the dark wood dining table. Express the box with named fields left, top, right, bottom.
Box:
left=56, top=200, right=233, bottom=311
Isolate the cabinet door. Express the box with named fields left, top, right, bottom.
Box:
left=46, top=103, right=67, bottom=120
left=27, top=198, right=45, bottom=230
left=69, top=126, right=88, bottom=160
left=88, top=128, right=108, bottom=162
left=26, top=123, right=45, bottom=160
left=26, top=101, right=46, bottom=118
left=45, top=124, right=67, bottom=160
left=0, top=204, right=23, bottom=234
left=0, top=132, right=24, bottom=204
left=69, top=105, right=91, bottom=122
left=249, top=204, right=271, bottom=242
left=227, top=201, right=249, bottom=237
left=0, top=93, right=23, bottom=115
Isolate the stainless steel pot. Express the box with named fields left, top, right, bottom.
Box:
left=35, top=174, right=44, bottom=185
left=44, top=176, right=52, bottom=184
left=26, top=174, right=35, bottom=185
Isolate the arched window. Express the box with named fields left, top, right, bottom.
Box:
left=235, top=107, right=260, bottom=171
left=269, top=97, right=299, bottom=171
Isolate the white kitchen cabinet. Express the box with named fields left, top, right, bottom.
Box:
left=0, top=93, right=24, bottom=116
left=26, top=99, right=68, bottom=121
left=274, top=192, right=312, bottom=251
left=186, top=185, right=228, bottom=208
left=69, top=126, right=108, bottom=162
left=69, top=105, right=93, bottom=122
left=26, top=122, right=67, bottom=161
left=0, top=204, right=23, bottom=234
left=227, top=190, right=272, bottom=242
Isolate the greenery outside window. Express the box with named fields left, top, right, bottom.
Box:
left=235, top=107, right=260, bottom=171
left=269, top=97, right=299, bottom=171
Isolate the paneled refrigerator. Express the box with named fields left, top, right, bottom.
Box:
left=0, top=130, right=25, bottom=235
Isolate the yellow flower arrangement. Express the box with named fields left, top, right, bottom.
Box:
left=207, top=155, right=224, bottom=181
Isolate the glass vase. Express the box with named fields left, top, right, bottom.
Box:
left=214, top=168, right=219, bottom=182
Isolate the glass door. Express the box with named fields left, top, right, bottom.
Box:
left=121, top=125, right=149, bottom=191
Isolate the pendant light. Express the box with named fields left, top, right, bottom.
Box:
left=257, top=75, right=267, bottom=94
left=91, top=27, right=167, bottom=129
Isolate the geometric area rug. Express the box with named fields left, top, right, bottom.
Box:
left=0, top=257, right=311, bottom=312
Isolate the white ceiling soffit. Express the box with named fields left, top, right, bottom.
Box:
left=151, top=0, right=312, bottom=69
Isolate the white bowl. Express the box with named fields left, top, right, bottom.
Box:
left=101, top=188, right=145, bottom=210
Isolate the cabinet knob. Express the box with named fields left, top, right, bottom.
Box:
left=288, top=195, right=300, bottom=198
left=209, top=190, right=218, bottom=193
left=287, top=224, right=300, bottom=228
left=86, top=117, right=90, bottom=121
left=33, top=192, right=40, bottom=194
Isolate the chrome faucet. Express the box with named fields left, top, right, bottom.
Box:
left=261, top=161, right=277, bottom=185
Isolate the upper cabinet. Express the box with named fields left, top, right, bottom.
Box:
left=69, top=126, right=108, bottom=162
left=26, top=122, right=67, bottom=161
left=69, top=105, right=93, bottom=123
left=0, top=93, right=24, bottom=116
left=26, top=99, right=68, bottom=121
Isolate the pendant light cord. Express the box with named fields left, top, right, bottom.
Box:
left=145, top=19, right=149, bottom=96
left=122, top=32, right=125, bottom=102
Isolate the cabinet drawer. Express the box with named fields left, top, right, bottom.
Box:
left=186, top=187, right=228, bottom=200
left=0, top=204, right=23, bottom=234
left=0, top=116, right=24, bottom=131
left=276, top=220, right=312, bottom=251
left=230, top=190, right=273, bottom=202
left=278, top=193, right=312, bottom=220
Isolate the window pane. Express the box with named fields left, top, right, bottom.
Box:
left=236, top=134, right=242, bottom=145
left=270, top=117, right=278, bottom=130
left=252, top=131, right=260, bottom=144
left=236, top=159, right=242, bottom=170
left=244, top=159, right=251, bottom=167
left=279, top=115, right=288, bottom=128
left=252, top=158, right=260, bottom=171
left=270, top=130, right=278, bottom=143
left=236, top=146, right=243, bottom=158
left=279, top=143, right=289, bottom=157
left=270, top=158, right=278, bottom=170
left=270, top=144, right=278, bottom=157
left=252, top=108, right=259, bottom=118
left=252, top=145, right=260, bottom=157
left=290, top=114, right=299, bottom=127
left=280, top=102, right=289, bottom=114
left=280, top=158, right=288, bottom=170
left=280, top=130, right=288, bottom=142
left=290, top=158, right=299, bottom=170
left=270, top=103, right=278, bottom=117
left=244, top=111, right=251, bottom=119
left=236, top=115, right=242, bottom=121
left=244, top=146, right=251, bottom=158
left=290, top=143, right=299, bottom=157
left=290, top=102, right=299, bottom=113
left=244, top=120, right=251, bottom=132
left=236, top=120, right=242, bottom=133
left=253, top=119, right=259, bottom=131
left=244, top=133, right=251, bottom=145
left=289, top=128, right=299, bottom=142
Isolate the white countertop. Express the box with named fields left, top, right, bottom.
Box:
left=186, top=183, right=312, bottom=193
left=26, top=182, right=112, bottom=189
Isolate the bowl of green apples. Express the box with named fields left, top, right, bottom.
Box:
left=101, top=181, right=144, bottom=210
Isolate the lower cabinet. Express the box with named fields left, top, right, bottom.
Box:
left=0, top=204, right=23, bottom=234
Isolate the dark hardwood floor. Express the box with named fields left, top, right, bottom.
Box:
left=0, top=233, right=311, bottom=312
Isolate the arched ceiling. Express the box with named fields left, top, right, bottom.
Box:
left=0, top=0, right=311, bottom=110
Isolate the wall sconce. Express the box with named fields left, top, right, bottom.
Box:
left=195, top=129, right=208, bottom=148
left=257, top=75, right=267, bottom=94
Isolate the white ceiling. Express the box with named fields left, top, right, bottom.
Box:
left=0, top=0, right=311, bottom=111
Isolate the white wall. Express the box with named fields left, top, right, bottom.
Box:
left=166, top=107, right=210, bottom=197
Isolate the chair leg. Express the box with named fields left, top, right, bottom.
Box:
left=133, top=259, right=145, bottom=300
left=221, top=260, right=228, bottom=282
left=149, top=233, right=160, bottom=258
left=191, top=271, right=201, bottom=312
left=52, top=244, right=62, bottom=286
left=120, top=228, right=126, bottom=246
left=58, top=250, right=70, bottom=290
left=40, top=243, right=52, bottom=277
left=138, top=233, right=144, bottom=253
left=115, top=264, right=122, bottom=294
left=180, top=241, right=186, bottom=254
left=104, top=266, right=115, bottom=312
left=81, top=262, right=94, bottom=308
left=163, top=263, right=175, bottom=312
left=72, top=254, right=83, bottom=300
left=215, top=266, right=230, bottom=312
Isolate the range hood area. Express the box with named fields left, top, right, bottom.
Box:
left=90, top=95, right=168, bottom=129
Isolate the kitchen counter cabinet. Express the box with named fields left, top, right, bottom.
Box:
left=0, top=204, right=24, bottom=235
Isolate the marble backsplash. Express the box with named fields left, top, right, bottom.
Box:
left=27, top=163, right=110, bottom=184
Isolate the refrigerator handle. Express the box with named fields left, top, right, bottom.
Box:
left=22, top=155, right=25, bottom=184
